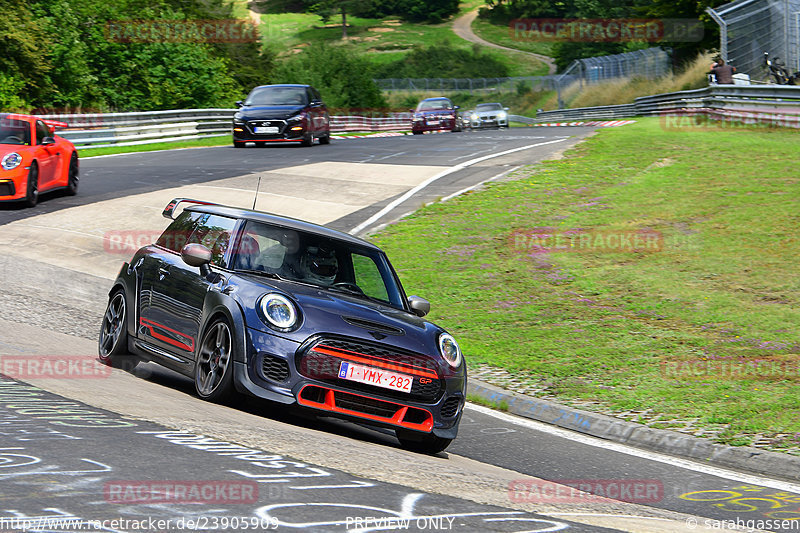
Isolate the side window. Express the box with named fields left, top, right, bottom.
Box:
left=187, top=214, right=238, bottom=267
left=156, top=211, right=203, bottom=253
left=35, top=121, right=50, bottom=145
left=311, top=88, right=322, bottom=103
left=352, top=253, right=389, bottom=303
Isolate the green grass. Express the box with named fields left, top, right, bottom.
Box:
left=370, top=118, right=800, bottom=443
left=253, top=10, right=547, bottom=77
left=80, top=136, right=230, bottom=158
left=467, top=394, right=510, bottom=412
left=471, top=17, right=554, bottom=57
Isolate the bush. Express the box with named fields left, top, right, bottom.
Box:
left=272, top=43, right=387, bottom=109
left=373, top=42, right=510, bottom=79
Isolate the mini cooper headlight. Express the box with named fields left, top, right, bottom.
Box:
left=1, top=153, right=22, bottom=171
left=259, top=293, right=298, bottom=330
left=439, top=333, right=461, bottom=368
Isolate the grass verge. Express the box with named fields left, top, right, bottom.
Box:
left=471, top=16, right=553, bottom=57
left=79, top=136, right=231, bottom=158
left=370, top=117, right=800, bottom=447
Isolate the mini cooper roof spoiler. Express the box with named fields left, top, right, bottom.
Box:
left=162, top=198, right=219, bottom=220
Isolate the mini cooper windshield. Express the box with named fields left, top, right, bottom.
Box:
left=231, top=220, right=406, bottom=309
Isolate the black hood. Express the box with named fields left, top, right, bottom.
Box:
left=237, top=105, right=305, bottom=121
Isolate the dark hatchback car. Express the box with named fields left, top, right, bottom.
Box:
left=410, top=97, right=461, bottom=134
left=99, top=199, right=466, bottom=453
left=232, top=84, right=331, bottom=147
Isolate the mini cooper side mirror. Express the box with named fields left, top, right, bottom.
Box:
left=181, top=243, right=212, bottom=276
left=407, top=295, right=430, bottom=317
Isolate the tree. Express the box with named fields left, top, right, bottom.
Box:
left=272, top=43, right=386, bottom=109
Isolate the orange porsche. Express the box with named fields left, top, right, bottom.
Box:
left=0, top=113, right=79, bottom=207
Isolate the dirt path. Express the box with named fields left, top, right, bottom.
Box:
left=452, top=10, right=556, bottom=75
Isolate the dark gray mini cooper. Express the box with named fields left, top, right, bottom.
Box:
left=99, top=199, right=466, bottom=453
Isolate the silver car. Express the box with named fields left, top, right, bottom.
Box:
left=468, top=103, right=509, bottom=129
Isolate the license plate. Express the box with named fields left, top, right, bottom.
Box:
left=254, top=126, right=279, bottom=134
left=426, top=120, right=439, bottom=126
left=338, top=362, right=412, bottom=393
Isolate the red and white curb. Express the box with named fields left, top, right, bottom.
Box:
left=330, top=132, right=409, bottom=139
left=531, top=120, right=636, bottom=127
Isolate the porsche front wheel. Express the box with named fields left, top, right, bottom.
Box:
left=66, top=153, right=79, bottom=195
left=24, top=163, right=38, bottom=207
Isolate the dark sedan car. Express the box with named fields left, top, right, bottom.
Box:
left=232, top=84, right=331, bottom=147
left=411, top=97, right=461, bottom=134
left=99, top=199, right=466, bottom=453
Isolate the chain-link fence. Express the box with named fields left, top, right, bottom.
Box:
left=558, top=47, right=671, bottom=84
left=375, top=47, right=671, bottom=109
left=707, top=0, right=800, bottom=78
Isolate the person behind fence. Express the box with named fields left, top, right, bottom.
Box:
left=710, top=57, right=736, bottom=84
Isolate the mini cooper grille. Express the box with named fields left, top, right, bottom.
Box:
left=261, top=354, right=290, bottom=382
left=315, top=338, right=438, bottom=373
left=297, top=338, right=443, bottom=403
left=441, top=396, right=461, bottom=418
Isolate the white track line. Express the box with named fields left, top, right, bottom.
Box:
left=466, top=403, right=800, bottom=493
left=349, top=138, right=569, bottom=235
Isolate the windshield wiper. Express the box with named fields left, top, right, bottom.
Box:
left=234, top=269, right=285, bottom=280
left=327, top=285, right=387, bottom=306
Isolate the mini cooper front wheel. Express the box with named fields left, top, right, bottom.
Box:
left=396, top=429, right=453, bottom=454
left=98, top=290, right=134, bottom=368
left=195, top=319, right=236, bottom=402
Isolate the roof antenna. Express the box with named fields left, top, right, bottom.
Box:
left=252, top=176, right=262, bottom=210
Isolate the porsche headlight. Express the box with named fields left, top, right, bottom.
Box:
left=259, top=293, right=298, bottom=330
left=1, top=153, right=22, bottom=171
left=439, top=333, right=461, bottom=368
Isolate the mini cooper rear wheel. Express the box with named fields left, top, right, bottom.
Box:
left=66, top=153, right=79, bottom=195
left=195, top=319, right=236, bottom=402
left=396, top=429, right=453, bottom=454
left=24, top=163, right=38, bottom=207
left=98, top=290, right=134, bottom=368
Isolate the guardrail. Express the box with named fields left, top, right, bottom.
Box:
left=41, top=85, right=800, bottom=149
left=535, top=85, right=800, bottom=127
left=40, top=109, right=414, bottom=149
left=531, top=104, right=638, bottom=122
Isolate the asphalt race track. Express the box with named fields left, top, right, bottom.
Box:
left=3, top=128, right=800, bottom=532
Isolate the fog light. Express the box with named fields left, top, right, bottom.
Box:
left=233, top=128, right=244, bottom=132
left=290, top=126, right=303, bottom=131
